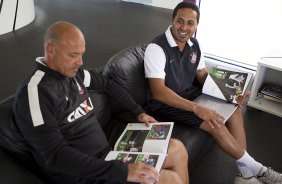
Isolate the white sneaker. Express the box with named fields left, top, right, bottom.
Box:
left=234, top=175, right=264, bottom=184
left=257, top=167, right=282, bottom=184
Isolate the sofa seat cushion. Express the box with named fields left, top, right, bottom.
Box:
left=172, top=124, right=214, bottom=170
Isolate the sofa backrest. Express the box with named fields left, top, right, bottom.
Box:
left=103, top=44, right=147, bottom=107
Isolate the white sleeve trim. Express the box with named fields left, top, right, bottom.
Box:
left=144, top=43, right=166, bottom=79
left=27, top=70, right=45, bottom=127
left=197, top=42, right=206, bottom=70
left=83, top=70, right=91, bottom=87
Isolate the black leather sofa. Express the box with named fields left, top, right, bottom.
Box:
left=0, top=45, right=214, bottom=184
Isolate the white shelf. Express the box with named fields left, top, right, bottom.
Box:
left=248, top=97, right=282, bottom=117
left=259, top=58, right=282, bottom=71
left=247, top=58, right=282, bottom=117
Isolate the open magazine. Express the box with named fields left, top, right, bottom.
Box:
left=203, top=66, right=252, bottom=103
left=105, top=122, right=174, bottom=172
left=193, top=66, right=253, bottom=122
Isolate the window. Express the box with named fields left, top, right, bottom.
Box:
left=197, top=0, right=282, bottom=67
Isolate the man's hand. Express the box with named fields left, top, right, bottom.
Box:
left=137, top=113, right=156, bottom=127
left=236, top=95, right=245, bottom=109
left=127, top=163, right=159, bottom=184
left=192, top=103, right=225, bottom=128
left=236, top=92, right=250, bottom=109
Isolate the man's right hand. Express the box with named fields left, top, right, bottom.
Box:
left=127, top=163, right=159, bottom=184
left=192, top=103, right=225, bottom=128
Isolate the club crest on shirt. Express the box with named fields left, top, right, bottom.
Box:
left=190, top=51, right=197, bottom=64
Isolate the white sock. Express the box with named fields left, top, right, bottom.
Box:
left=236, top=162, right=255, bottom=178
left=236, top=151, right=263, bottom=177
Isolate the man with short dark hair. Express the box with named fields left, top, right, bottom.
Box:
left=144, top=2, right=282, bottom=184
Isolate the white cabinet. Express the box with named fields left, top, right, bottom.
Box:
left=248, top=58, right=282, bottom=117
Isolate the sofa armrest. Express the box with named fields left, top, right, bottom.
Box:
left=0, top=148, right=44, bottom=184
left=0, top=96, right=47, bottom=183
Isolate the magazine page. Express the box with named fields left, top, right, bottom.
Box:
left=193, top=94, right=238, bottom=124
left=203, top=67, right=251, bottom=103
left=105, top=151, right=166, bottom=172
left=216, top=65, right=253, bottom=96
left=113, top=122, right=174, bottom=154
left=202, top=74, right=226, bottom=101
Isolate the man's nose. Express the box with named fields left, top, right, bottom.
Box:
left=76, top=56, right=83, bottom=66
left=181, top=23, right=189, bottom=30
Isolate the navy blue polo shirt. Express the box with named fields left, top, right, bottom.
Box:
left=144, top=26, right=205, bottom=111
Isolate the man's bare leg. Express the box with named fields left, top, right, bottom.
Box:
left=225, top=109, right=247, bottom=149
left=158, top=138, right=189, bottom=184
left=199, top=119, right=245, bottom=159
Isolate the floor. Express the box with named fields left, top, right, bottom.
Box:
left=0, top=0, right=281, bottom=183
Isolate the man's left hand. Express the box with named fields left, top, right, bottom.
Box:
left=137, top=113, right=156, bottom=127
left=236, top=91, right=250, bottom=109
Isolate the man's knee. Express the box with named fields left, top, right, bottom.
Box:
left=230, top=108, right=243, bottom=120
left=169, top=138, right=188, bottom=159
left=226, top=108, right=245, bottom=128
left=200, top=121, right=229, bottom=138
left=159, top=169, right=184, bottom=184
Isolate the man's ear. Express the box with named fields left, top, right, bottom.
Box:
left=45, top=42, right=55, bottom=58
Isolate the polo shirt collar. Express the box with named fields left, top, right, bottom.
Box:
left=165, top=25, right=193, bottom=48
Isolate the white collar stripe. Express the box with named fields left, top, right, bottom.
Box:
left=28, top=70, right=45, bottom=127
left=165, top=26, right=177, bottom=47
left=83, top=70, right=91, bottom=88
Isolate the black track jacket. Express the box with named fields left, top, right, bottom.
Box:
left=13, top=58, right=144, bottom=184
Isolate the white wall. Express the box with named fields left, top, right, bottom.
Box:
left=197, top=0, right=282, bottom=67
left=0, top=0, right=17, bottom=34
left=0, top=0, right=35, bottom=35
left=152, top=0, right=182, bottom=9
left=15, top=0, right=35, bottom=30
left=122, top=0, right=152, bottom=5
left=122, top=0, right=182, bottom=9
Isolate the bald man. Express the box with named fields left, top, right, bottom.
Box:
left=13, top=21, right=189, bottom=184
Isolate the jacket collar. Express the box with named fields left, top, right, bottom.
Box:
left=35, top=57, right=66, bottom=80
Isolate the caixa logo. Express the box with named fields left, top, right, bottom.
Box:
left=67, top=97, right=94, bottom=122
